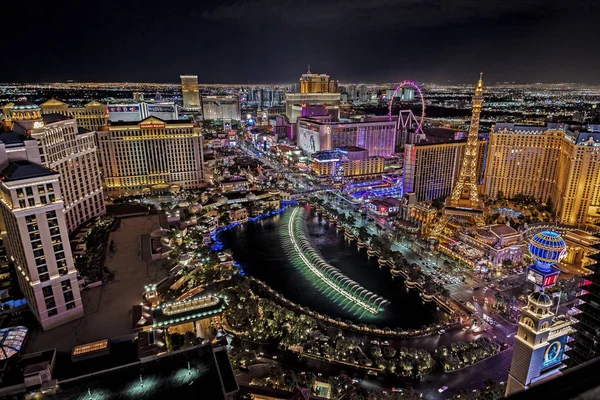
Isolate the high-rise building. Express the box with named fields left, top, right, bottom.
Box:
left=505, top=232, right=574, bottom=396
left=296, top=116, right=396, bottom=157
left=285, top=69, right=341, bottom=123
left=98, top=116, right=204, bottom=197
left=299, top=66, right=338, bottom=94
left=0, top=161, right=84, bottom=330
left=201, top=95, right=241, bottom=121
left=2, top=101, right=105, bottom=233
left=180, top=75, right=201, bottom=110
left=567, top=235, right=600, bottom=366
left=484, top=122, right=600, bottom=225
left=357, top=85, right=368, bottom=102
left=311, top=147, right=385, bottom=181
left=403, top=139, right=487, bottom=202
left=346, top=84, right=356, bottom=102
left=430, top=75, right=486, bottom=238
left=39, top=99, right=109, bottom=131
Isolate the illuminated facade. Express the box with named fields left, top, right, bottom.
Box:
left=505, top=292, right=574, bottom=395
left=39, top=99, right=109, bottom=131
left=403, top=139, right=486, bottom=202
left=180, top=75, right=201, bottom=110
left=506, top=233, right=573, bottom=396
left=2, top=102, right=105, bottom=233
left=484, top=123, right=600, bottom=225
left=299, top=66, right=338, bottom=94
left=311, top=147, right=384, bottom=180
left=0, top=161, right=84, bottom=330
left=107, top=102, right=178, bottom=122
left=430, top=75, right=486, bottom=239
left=98, top=116, right=204, bottom=197
left=297, top=117, right=396, bottom=157
left=286, top=68, right=341, bottom=122
left=201, top=95, right=241, bottom=121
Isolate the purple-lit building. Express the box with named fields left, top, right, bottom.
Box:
left=296, top=116, right=396, bottom=157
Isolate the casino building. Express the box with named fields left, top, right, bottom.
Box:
left=297, top=116, right=396, bottom=157
left=506, top=231, right=575, bottom=396
left=39, top=99, right=109, bottom=132
left=1, top=101, right=105, bottom=233
left=403, top=138, right=487, bottom=202
left=98, top=116, right=204, bottom=197
left=484, top=122, right=600, bottom=225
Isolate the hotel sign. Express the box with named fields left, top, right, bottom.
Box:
left=140, top=123, right=165, bottom=129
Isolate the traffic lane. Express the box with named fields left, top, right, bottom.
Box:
left=419, top=348, right=512, bottom=399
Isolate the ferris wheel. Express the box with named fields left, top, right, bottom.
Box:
left=387, top=80, right=425, bottom=134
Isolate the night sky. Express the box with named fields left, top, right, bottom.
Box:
left=6, top=0, right=599, bottom=84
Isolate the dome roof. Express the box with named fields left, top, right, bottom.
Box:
left=245, top=192, right=257, bottom=201
left=0, top=326, right=28, bottom=360
left=217, top=196, right=228, bottom=206
left=529, top=231, right=567, bottom=269
left=529, top=291, right=553, bottom=306
left=11, top=99, right=40, bottom=110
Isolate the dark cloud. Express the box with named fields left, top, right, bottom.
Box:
left=2, top=0, right=599, bottom=83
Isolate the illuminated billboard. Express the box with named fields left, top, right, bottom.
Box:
left=541, top=335, right=567, bottom=371
left=298, top=126, right=321, bottom=154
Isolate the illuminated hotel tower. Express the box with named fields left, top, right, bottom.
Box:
left=180, top=75, right=201, bottom=110
left=505, top=232, right=574, bottom=396
left=430, top=74, right=485, bottom=238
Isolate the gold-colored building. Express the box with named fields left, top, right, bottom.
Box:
left=39, top=99, right=109, bottom=131
left=484, top=123, right=600, bottom=225
left=299, top=66, right=338, bottom=94
left=98, top=116, right=204, bottom=197
left=180, top=75, right=201, bottom=110
left=312, top=155, right=384, bottom=179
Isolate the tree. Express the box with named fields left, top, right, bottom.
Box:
left=219, top=212, right=231, bottom=226
left=357, top=226, right=370, bottom=242
left=383, top=346, right=396, bottom=358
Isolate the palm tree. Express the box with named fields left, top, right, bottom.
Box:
left=358, top=226, right=369, bottom=242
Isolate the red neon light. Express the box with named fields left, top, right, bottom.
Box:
left=544, top=275, right=557, bottom=287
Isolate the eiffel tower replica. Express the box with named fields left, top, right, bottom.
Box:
left=430, top=74, right=486, bottom=239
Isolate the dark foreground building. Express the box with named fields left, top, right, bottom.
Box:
left=567, top=237, right=600, bottom=365
left=0, top=343, right=237, bottom=399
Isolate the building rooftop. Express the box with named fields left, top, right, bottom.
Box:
left=0, top=326, right=27, bottom=361
left=106, top=116, right=189, bottom=127
left=0, top=131, right=27, bottom=145
left=42, top=113, right=71, bottom=124
left=27, top=344, right=232, bottom=400
left=0, top=160, right=58, bottom=182
left=337, top=146, right=367, bottom=153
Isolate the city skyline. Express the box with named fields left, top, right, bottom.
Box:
left=4, top=0, right=599, bottom=84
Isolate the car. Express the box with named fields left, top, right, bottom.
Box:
left=382, top=341, right=390, bottom=346
left=438, top=386, right=449, bottom=393
left=473, top=296, right=477, bottom=302
left=272, top=355, right=278, bottom=360
left=370, top=340, right=380, bottom=345
left=392, top=387, right=404, bottom=393
left=489, top=283, right=495, bottom=288
left=483, top=286, right=489, bottom=291
left=462, top=326, right=470, bottom=332
left=352, top=378, right=360, bottom=384
left=367, top=370, right=378, bottom=376
left=471, top=286, right=480, bottom=291
left=438, top=329, right=446, bottom=335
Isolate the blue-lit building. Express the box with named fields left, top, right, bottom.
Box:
left=506, top=230, right=575, bottom=396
